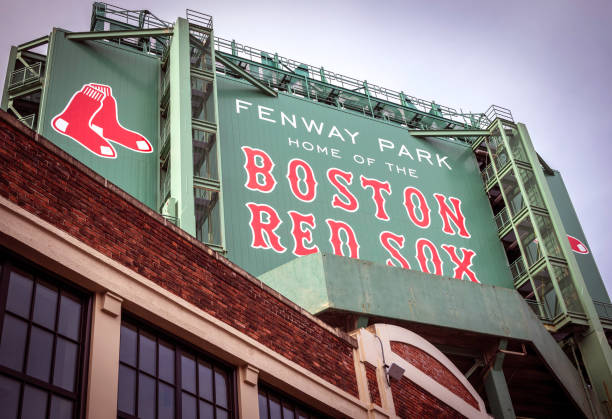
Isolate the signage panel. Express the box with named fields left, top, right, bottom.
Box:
left=218, top=77, right=513, bottom=287
left=41, top=31, right=159, bottom=209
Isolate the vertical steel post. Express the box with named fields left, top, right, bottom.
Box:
left=169, top=18, right=196, bottom=235
left=483, top=340, right=516, bottom=419
left=1, top=46, right=18, bottom=111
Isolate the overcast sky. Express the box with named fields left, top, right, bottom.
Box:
left=1, top=0, right=611, bottom=295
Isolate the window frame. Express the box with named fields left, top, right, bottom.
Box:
left=0, top=247, right=92, bottom=419
left=117, top=313, right=237, bottom=419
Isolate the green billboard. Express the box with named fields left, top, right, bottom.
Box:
left=218, top=76, right=513, bottom=287
left=40, top=30, right=159, bottom=209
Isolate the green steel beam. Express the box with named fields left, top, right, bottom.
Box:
left=215, top=53, right=278, bottom=98
left=66, top=27, right=172, bottom=41
left=17, top=35, right=49, bottom=52
left=483, top=339, right=516, bottom=419
left=408, top=129, right=490, bottom=138
left=1, top=46, right=17, bottom=111
left=168, top=18, right=195, bottom=235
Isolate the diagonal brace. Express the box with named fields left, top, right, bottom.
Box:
left=66, top=27, right=173, bottom=41
left=216, top=54, right=278, bottom=98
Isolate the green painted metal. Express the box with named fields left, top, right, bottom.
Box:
left=16, top=35, right=49, bottom=52
left=38, top=29, right=159, bottom=209
left=517, top=124, right=612, bottom=410
left=66, top=27, right=172, bottom=41
left=217, top=75, right=512, bottom=286
left=483, top=339, right=516, bottom=419
left=546, top=170, right=609, bottom=304
left=169, top=18, right=196, bottom=234
left=209, top=28, right=226, bottom=250
left=408, top=129, right=490, bottom=138
left=216, top=53, right=277, bottom=98
left=259, top=252, right=592, bottom=417
left=1, top=46, right=18, bottom=111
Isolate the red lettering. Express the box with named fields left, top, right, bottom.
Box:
left=361, top=176, right=391, bottom=221
left=288, top=211, right=319, bottom=256
left=245, top=203, right=285, bottom=253
left=434, top=193, right=470, bottom=238
left=415, top=238, right=443, bottom=275
left=242, top=146, right=276, bottom=193
left=379, top=231, right=410, bottom=269
left=442, top=244, right=479, bottom=283
left=326, top=218, right=360, bottom=258
left=287, top=159, right=317, bottom=202
left=327, top=168, right=359, bottom=212
left=403, top=187, right=430, bottom=228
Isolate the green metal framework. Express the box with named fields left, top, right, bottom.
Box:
left=472, top=113, right=612, bottom=413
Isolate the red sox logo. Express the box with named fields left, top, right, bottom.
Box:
left=51, top=83, right=153, bottom=158
left=568, top=235, right=589, bottom=254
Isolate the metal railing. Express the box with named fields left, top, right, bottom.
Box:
left=594, top=301, right=612, bottom=321
left=525, top=299, right=552, bottom=321
left=481, top=164, right=495, bottom=185
left=8, top=62, right=42, bottom=90
left=214, top=36, right=491, bottom=130
left=18, top=114, right=35, bottom=129
left=92, top=2, right=170, bottom=29
left=510, top=257, right=526, bottom=281
left=486, top=105, right=514, bottom=123
left=495, top=207, right=511, bottom=232
left=186, top=9, right=212, bottom=29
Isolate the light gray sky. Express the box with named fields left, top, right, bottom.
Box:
left=2, top=0, right=611, bottom=294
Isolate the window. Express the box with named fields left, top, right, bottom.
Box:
left=0, top=253, right=90, bottom=419
left=118, top=317, right=234, bottom=419
left=258, top=385, right=330, bottom=419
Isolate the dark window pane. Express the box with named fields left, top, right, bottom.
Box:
left=269, top=395, right=281, bottom=419
left=283, top=405, right=295, bottom=419
left=139, top=331, right=156, bottom=375
left=217, top=408, right=228, bottom=419
left=32, top=282, right=58, bottom=329
left=0, top=314, right=28, bottom=371
left=297, top=411, right=308, bottom=419
left=26, top=326, right=54, bottom=382
left=214, top=369, right=228, bottom=408
left=117, top=364, right=136, bottom=415
left=182, top=392, right=197, bottom=419
left=119, top=323, right=137, bottom=367
left=159, top=340, right=174, bottom=384
left=199, top=400, right=214, bottom=419
left=53, top=337, right=78, bottom=391
left=138, top=373, right=156, bottom=419
left=50, top=395, right=73, bottom=419
left=57, top=294, right=81, bottom=340
left=6, top=271, right=33, bottom=318
left=21, top=384, right=48, bottom=419
left=0, top=374, right=20, bottom=419
left=181, top=353, right=196, bottom=393
left=158, top=381, right=175, bottom=419
left=198, top=361, right=213, bottom=401
left=259, top=392, right=269, bottom=419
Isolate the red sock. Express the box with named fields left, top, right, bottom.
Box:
left=89, top=84, right=153, bottom=153
left=51, top=85, right=117, bottom=158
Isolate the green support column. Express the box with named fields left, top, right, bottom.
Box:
left=169, top=18, right=195, bottom=235
left=518, top=123, right=612, bottom=412
left=484, top=340, right=516, bottom=419
left=1, top=46, right=18, bottom=110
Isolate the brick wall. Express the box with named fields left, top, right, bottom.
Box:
left=390, top=341, right=477, bottom=409
left=364, top=362, right=381, bottom=406
left=391, top=376, right=465, bottom=419
left=0, top=112, right=359, bottom=397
